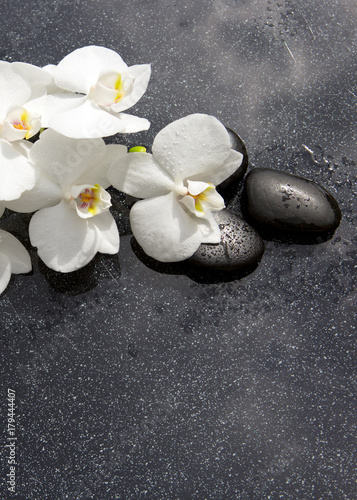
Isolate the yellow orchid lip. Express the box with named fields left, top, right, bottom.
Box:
left=113, top=74, right=125, bottom=103
left=12, top=119, right=28, bottom=130
left=3, top=107, right=41, bottom=141
left=71, top=183, right=112, bottom=219
left=189, top=184, right=215, bottom=213
left=78, top=186, right=98, bottom=214
left=11, top=111, right=31, bottom=138
left=91, top=72, right=132, bottom=107
left=179, top=180, right=225, bottom=217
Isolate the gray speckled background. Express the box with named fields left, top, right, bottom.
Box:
left=1, top=1, right=356, bottom=499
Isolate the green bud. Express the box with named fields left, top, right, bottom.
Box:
left=129, top=146, right=147, bottom=153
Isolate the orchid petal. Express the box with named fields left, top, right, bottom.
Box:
left=186, top=180, right=210, bottom=196
left=189, top=148, right=243, bottom=186
left=54, top=46, right=128, bottom=94
left=90, top=211, right=120, bottom=254
left=11, top=62, right=53, bottom=88
left=113, top=112, right=150, bottom=133
left=0, top=252, right=11, bottom=295
left=25, top=93, right=86, bottom=127
left=11, top=62, right=52, bottom=100
left=49, top=100, right=150, bottom=139
left=0, top=66, right=31, bottom=122
left=200, top=188, right=225, bottom=212
left=10, top=139, right=32, bottom=158
left=29, top=129, right=106, bottom=191
left=41, top=65, right=63, bottom=94
left=109, top=64, right=151, bottom=112
left=0, top=139, right=35, bottom=201
left=152, top=114, right=233, bottom=183
left=196, top=212, right=221, bottom=244
left=130, top=192, right=203, bottom=262
left=42, top=64, right=56, bottom=74
left=48, top=99, right=150, bottom=138
left=179, top=194, right=196, bottom=215
left=29, top=200, right=100, bottom=272
left=109, top=152, right=174, bottom=198
left=0, top=230, right=32, bottom=274
left=5, top=167, right=62, bottom=213
left=75, top=144, right=127, bottom=189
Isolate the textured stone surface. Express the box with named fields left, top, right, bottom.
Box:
left=0, top=1, right=356, bottom=499
left=189, top=209, right=264, bottom=270
left=244, top=168, right=342, bottom=233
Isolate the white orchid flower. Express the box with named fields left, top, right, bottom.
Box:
left=25, top=46, right=151, bottom=139
left=0, top=61, right=51, bottom=142
left=0, top=230, right=32, bottom=295
left=0, top=62, right=53, bottom=204
left=8, top=129, right=126, bottom=273
left=108, top=114, right=243, bottom=262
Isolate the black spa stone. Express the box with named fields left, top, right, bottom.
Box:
left=244, top=168, right=342, bottom=233
left=189, top=209, right=264, bottom=270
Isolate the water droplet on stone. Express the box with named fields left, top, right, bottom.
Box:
left=189, top=209, right=264, bottom=270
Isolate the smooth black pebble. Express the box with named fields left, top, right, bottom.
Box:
left=189, top=209, right=264, bottom=270
left=244, top=168, right=342, bottom=233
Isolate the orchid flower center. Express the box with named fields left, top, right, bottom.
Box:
left=91, top=72, right=133, bottom=108
left=178, top=180, right=225, bottom=218
left=113, top=74, right=125, bottom=103
left=13, top=116, right=29, bottom=131
left=2, top=107, right=41, bottom=141
left=70, top=184, right=111, bottom=219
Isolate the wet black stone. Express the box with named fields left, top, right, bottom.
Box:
left=244, top=168, right=342, bottom=233
left=189, top=209, right=265, bottom=270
